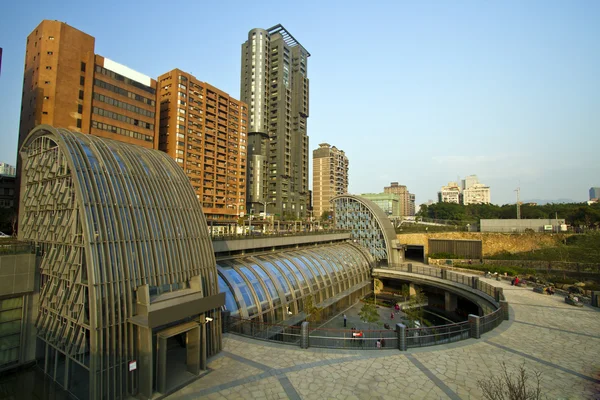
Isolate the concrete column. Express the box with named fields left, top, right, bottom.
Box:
left=137, top=326, right=153, bottom=399
left=495, top=287, right=504, bottom=302
left=156, top=336, right=168, bottom=394
left=300, top=321, right=309, bottom=349
left=396, top=323, right=407, bottom=351
left=500, top=300, right=509, bottom=320
left=468, top=314, right=480, bottom=339
left=409, top=283, right=416, bottom=297
left=590, top=291, right=599, bottom=308
left=445, top=292, right=457, bottom=312
left=200, top=318, right=207, bottom=370
left=471, top=276, right=479, bottom=290
left=407, top=263, right=412, bottom=273
left=441, top=269, right=448, bottom=280
left=222, top=310, right=231, bottom=333
left=187, top=326, right=201, bottom=375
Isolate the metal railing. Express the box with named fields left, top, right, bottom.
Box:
left=211, top=229, right=350, bottom=241
left=227, top=316, right=302, bottom=346
left=0, top=242, right=34, bottom=255
left=480, top=307, right=504, bottom=334
left=406, top=321, right=470, bottom=348
left=308, top=327, right=397, bottom=350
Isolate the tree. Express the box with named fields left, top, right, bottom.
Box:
left=477, top=362, right=543, bottom=400
left=358, top=302, right=380, bottom=328
left=403, top=288, right=427, bottom=326
left=303, top=295, right=322, bottom=323
left=320, top=211, right=333, bottom=222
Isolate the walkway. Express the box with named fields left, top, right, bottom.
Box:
left=166, top=277, right=600, bottom=399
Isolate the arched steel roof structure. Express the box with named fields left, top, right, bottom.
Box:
left=217, top=242, right=373, bottom=322
left=18, top=125, right=222, bottom=399
left=332, top=195, right=403, bottom=265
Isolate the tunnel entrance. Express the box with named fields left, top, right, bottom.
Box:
left=405, top=245, right=425, bottom=262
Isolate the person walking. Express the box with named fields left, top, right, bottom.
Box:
left=343, top=313, right=347, bottom=327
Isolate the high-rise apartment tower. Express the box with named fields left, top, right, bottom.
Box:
left=18, top=20, right=159, bottom=152
left=240, top=25, right=310, bottom=219
left=157, top=69, right=248, bottom=223
left=312, top=143, right=348, bottom=218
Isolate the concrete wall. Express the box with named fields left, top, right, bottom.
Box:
left=397, top=232, right=563, bottom=257
left=0, top=253, right=36, bottom=297
left=481, top=219, right=566, bottom=233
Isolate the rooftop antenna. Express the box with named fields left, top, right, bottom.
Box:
left=515, top=187, right=521, bottom=219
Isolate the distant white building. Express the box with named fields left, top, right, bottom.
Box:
left=463, top=183, right=491, bottom=205
left=438, top=182, right=461, bottom=204
left=0, top=162, right=16, bottom=177
left=461, top=175, right=479, bottom=191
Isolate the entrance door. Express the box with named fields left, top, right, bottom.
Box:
left=155, top=322, right=201, bottom=394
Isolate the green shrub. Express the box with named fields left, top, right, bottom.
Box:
left=429, top=252, right=461, bottom=259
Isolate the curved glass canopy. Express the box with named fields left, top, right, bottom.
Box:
left=217, top=242, right=372, bottom=322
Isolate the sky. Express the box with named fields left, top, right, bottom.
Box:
left=1, top=0, right=599, bottom=205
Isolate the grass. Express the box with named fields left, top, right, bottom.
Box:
left=486, top=233, right=600, bottom=264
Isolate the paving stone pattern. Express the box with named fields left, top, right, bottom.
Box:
left=167, top=277, right=600, bottom=399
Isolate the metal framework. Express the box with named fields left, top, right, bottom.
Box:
left=18, top=125, right=220, bottom=399
left=332, top=195, right=402, bottom=265
left=218, top=242, right=373, bottom=322
left=266, top=24, right=311, bottom=56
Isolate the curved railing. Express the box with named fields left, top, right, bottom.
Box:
left=225, top=265, right=507, bottom=350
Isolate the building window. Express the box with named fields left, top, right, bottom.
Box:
left=44, top=81, right=50, bottom=85
left=80, top=76, right=85, bottom=86
left=47, top=51, right=53, bottom=55
left=44, top=96, right=49, bottom=100
left=77, top=104, right=83, bottom=114
left=81, top=62, right=86, bottom=72
left=79, top=90, right=84, bottom=100
left=45, top=66, right=52, bottom=70
left=76, top=119, right=82, bottom=128
left=49, top=36, right=55, bottom=40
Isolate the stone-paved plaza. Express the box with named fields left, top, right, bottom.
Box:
left=167, top=277, right=600, bottom=399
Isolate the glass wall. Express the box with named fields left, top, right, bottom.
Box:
left=217, top=243, right=371, bottom=322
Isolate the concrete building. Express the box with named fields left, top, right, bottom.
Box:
left=312, top=143, right=348, bottom=219
left=438, top=182, right=462, bottom=204
left=359, top=193, right=401, bottom=217
left=481, top=218, right=566, bottom=233
left=590, top=187, right=600, bottom=201
left=0, top=175, right=16, bottom=209
left=463, top=183, right=491, bottom=205
left=384, top=182, right=415, bottom=216
left=18, top=20, right=158, bottom=152
left=157, top=69, right=248, bottom=224
left=461, top=174, right=479, bottom=191
left=0, top=162, right=16, bottom=176
left=241, top=25, right=310, bottom=220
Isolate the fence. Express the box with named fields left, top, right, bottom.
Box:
left=224, top=264, right=508, bottom=350
left=308, top=327, right=398, bottom=350
left=406, top=321, right=470, bottom=348
left=0, top=242, right=33, bottom=255
left=227, top=316, right=302, bottom=346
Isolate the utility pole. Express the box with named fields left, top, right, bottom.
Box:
left=515, top=188, right=521, bottom=219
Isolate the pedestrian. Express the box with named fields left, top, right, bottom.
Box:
left=343, top=313, right=347, bottom=327
left=380, top=338, right=385, bottom=348
left=390, top=312, right=394, bottom=319
left=376, top=340, right=381, bottom=349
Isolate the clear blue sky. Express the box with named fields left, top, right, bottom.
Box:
left=1, top=0, right=599, bottom=205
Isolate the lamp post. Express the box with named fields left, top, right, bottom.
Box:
left=256, top=199, right=275, bottom=233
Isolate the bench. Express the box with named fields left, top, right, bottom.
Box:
left=533, top=287, right=545, bottom=294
